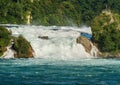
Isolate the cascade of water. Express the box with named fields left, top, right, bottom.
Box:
left=2, top=39, right=14, bottom=59
left=7, top=25, right=94, bottom=60
left=90, top=42, right=99, bottom=57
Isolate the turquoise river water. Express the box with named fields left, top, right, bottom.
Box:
left=0, top=58, right=120, bottom=85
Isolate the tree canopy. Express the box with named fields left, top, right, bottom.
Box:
left=91, top=11, right=120, bottom=53
left=1, top=0, right=120, bottom=26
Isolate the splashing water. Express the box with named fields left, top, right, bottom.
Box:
left=7, top=25, right=93, bottom=60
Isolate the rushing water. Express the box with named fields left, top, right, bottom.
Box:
left=0, top=58, right=120, bottom=85
left=6, top=25, right=94, bottom=59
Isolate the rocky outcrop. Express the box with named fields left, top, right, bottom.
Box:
left=0, top=26, right=34, bottom=58
left=76, top=36, right=100, bottom=57
left=76, top=35, right=120, bottom=58
left=12, top=35, right=34, bottom=58
left=76, top=36, right=92, bottom=53
left=13, top=45, right=34, bottom=58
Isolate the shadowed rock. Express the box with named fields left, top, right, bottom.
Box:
left=76, top=36, right=92, bottom=53
left=38, top=36, right=49, bottom=40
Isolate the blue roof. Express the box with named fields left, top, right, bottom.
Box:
left=81, top=32, right=92, bottom=39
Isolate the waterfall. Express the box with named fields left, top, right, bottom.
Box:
left=7, top=25, right=94, bottom=60
left=2, top=39, right=15, bottom=59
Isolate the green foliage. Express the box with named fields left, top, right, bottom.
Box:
left=12, top=35, right=32, bottom=58
left=91, top=13, right=111, bottom=42
left=1, top=0, right=120, bottom=26
left=91, top=12, right=120, bottom=53
left=0, top=26, right=11, bottom=56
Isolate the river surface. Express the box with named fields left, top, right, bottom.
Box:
left=0, top=58, right=120, bottom=85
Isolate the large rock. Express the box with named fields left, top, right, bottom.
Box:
left=12, top=35, right=34, bottom=58
left=76, top=36, right=92, bottom=53
left=14, top=46, right=34, bottom=58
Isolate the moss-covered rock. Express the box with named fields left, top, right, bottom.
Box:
left=12, top=35, right=34, bottom=58
left=0, top=26, right=34, bottom=58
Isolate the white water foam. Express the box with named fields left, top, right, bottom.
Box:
left=2, top=45, right=14, bottom=59
left=7, top=25, right=93, bottom=60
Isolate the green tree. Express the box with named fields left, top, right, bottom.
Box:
left=0, top=26, right=11, bottom=56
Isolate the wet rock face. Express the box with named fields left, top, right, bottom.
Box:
left=76, top=36, right=92, bottom=53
